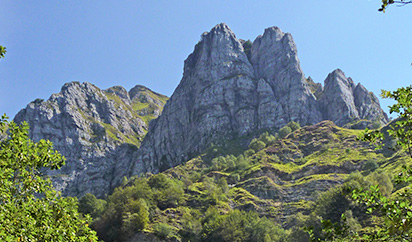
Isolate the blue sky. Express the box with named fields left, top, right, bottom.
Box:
left=1, top=1, right=412, bottom=118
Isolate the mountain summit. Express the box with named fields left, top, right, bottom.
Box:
left=14, top=82, right=168, bottom=197
left=134, top=23, right=388, bottom=174
left=15, top=24, right=388, bottom=197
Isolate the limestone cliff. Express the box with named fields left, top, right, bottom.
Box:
left=318, top=69, right=388, bottom=126
left=134, top=23, right=388, bottom=174
left=14, top=24, right=388, bottom=197
left=14, top=82, right=167, bottom=197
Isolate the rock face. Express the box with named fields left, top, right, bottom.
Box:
left=134, top=23, right=388, bottom=174
left=14, top=82, right=167, bottom=197
left=14, top=23, right=388, bottom=197
left=318, top=69, right=388, bottom=126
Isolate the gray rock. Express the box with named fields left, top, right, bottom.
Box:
left=14, top=82, right=167, bottom=198
left=318, top=69, right=388, bottom=126
left=14, top=24, right=389, bottom=198
left=252, top=27, right=323, bottom=129
left=133, top=24, right=387, bottom=175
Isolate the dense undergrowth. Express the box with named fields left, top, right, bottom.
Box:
left=79, top=120, right=412, bottom=241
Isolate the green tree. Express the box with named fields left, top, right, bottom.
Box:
left=320, top=86, right=412, bottom=241
left=149, top=174, right=185, bottom=209
left=0, top=115, right=98, bottom=241
left=249, top=138, right=266, bottom=152
left=287, top=121, right=301, bottom=132
left=79, top=193, right=107, bottom=218
left=154, top=223, right=177, bottom=240
left=0, top=45, right=6, bottom=59
left=120, top=198, right=150, bottom=238
left=361, top=87, right=412, bottom=157
left=380, top=0, right=412, bottom=12
left=279, top=126, right=292, bottom=139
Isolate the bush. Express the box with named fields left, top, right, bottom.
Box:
left=120, top=199, right=149, bottom=237
left=148, top=173, right=169, bottom=189
left=78, top=193, right=107, bottom=218
left=154, top=223, right=176, bottom=239
left=249, top=139, right=266, bottom=152
left=279, top=126, right=292, bottom=139
left=258, top=132, right=277, bottom=145
left=245, top=148, right=255, bottom=157
left=287, top=121, right=301, bottom=131
left=362, top=160, right=379, bottom=173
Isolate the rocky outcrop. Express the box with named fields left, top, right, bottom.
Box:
left=318, top=69, right=388, bottom=126
left=14, top=24, right=388, bottom=197
left=134, top=23, right=388, bottom=174
left=14, top=82, right=167, bottom=198
left=252, top=27, right=322, bottom=128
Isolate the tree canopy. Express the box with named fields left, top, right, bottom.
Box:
left=0, top=45, right=6, bottom=59
left=0, top=115, right=98, bottom=241
left=380, top=0, right=412, bottom=12
left=316, top=86, right=412, bottom=241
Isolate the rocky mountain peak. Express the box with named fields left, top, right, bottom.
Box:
left=262, top=26, right=285, bottom=40
left=324, top=69, right=355, bottom=90
left=14, top=24, right=389, bottom=198
left=106, top=86, right=130, bottom=101
left=134, top=24, right=386, bottom=175
left=183, top=23, right=253, bottom=83
left=251, top=26, right=300, bottom=81
left=318, top=69, right=388, bottom=126
left=14, top=82, right=168, bottom=197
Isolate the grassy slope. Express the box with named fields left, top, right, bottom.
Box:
left=89, top=120, right=411, bottom=241
left=85, top=87, right=168, bottom=147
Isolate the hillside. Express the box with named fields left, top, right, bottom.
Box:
left=13, top=24, right=389, bottom=200
left=135, top=23, right=388, bottom=176
left=82, top=120, right=409, bottom=241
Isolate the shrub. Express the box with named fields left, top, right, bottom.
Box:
left=120, top=199, right=149, bottom=237
left=78, top=193, right=107, bottom=218
left=258, top=132, right=277, bottom=145
left=279, top=126, right=292, bottom=138
left=287, top=121, right=301, bottom=131
left=362, top=160, right=379, bottom=173
left=249, top=139, right=266, bottom=152
left=154, top=223, right=176, bottom=239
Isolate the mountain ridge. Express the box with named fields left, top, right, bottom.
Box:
left=134, top=23, right=388, bottom=175
left=14, top=82, right=168, bottom=197
left=14, top=23, right=388, bottom=198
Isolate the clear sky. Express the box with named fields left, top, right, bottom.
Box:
left=1, top=1, right=412, bottom=118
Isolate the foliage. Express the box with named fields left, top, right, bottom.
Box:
left=120, top=199, right=150, bottom=238
left=277, top=121, right=300, bottom=139
left=149, top=173, right=186, bottom=209
left=0, top=45, right=6, bottom=59
left=318, top=178, right=412, bottom=241
left=249, top=139, right=266, bottom=153
left=201, top=209, right=289, bottom=242
left=78, top=193, right=107, bottom=218
left=380, top=0, right=412, bottom=12
left=242, top=40, right=252, bottom=62
left=210, top=154, right=251, bottom=172
left=317, top=86, right=412, bottom=240
left=287, top=121, right=301, bottom=132
left=317, top=163, right=411, bottom=240
left=360, top=87, right=412, bottom=157
left=363, top=159, right=379, bottom=173
left=0, top=115, right=98, bottom=241
left=154, top=222, right=177, bottom=240
left=279, top=126, right=292, bottom=139
left=87, top=115, right=411, bottom=241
